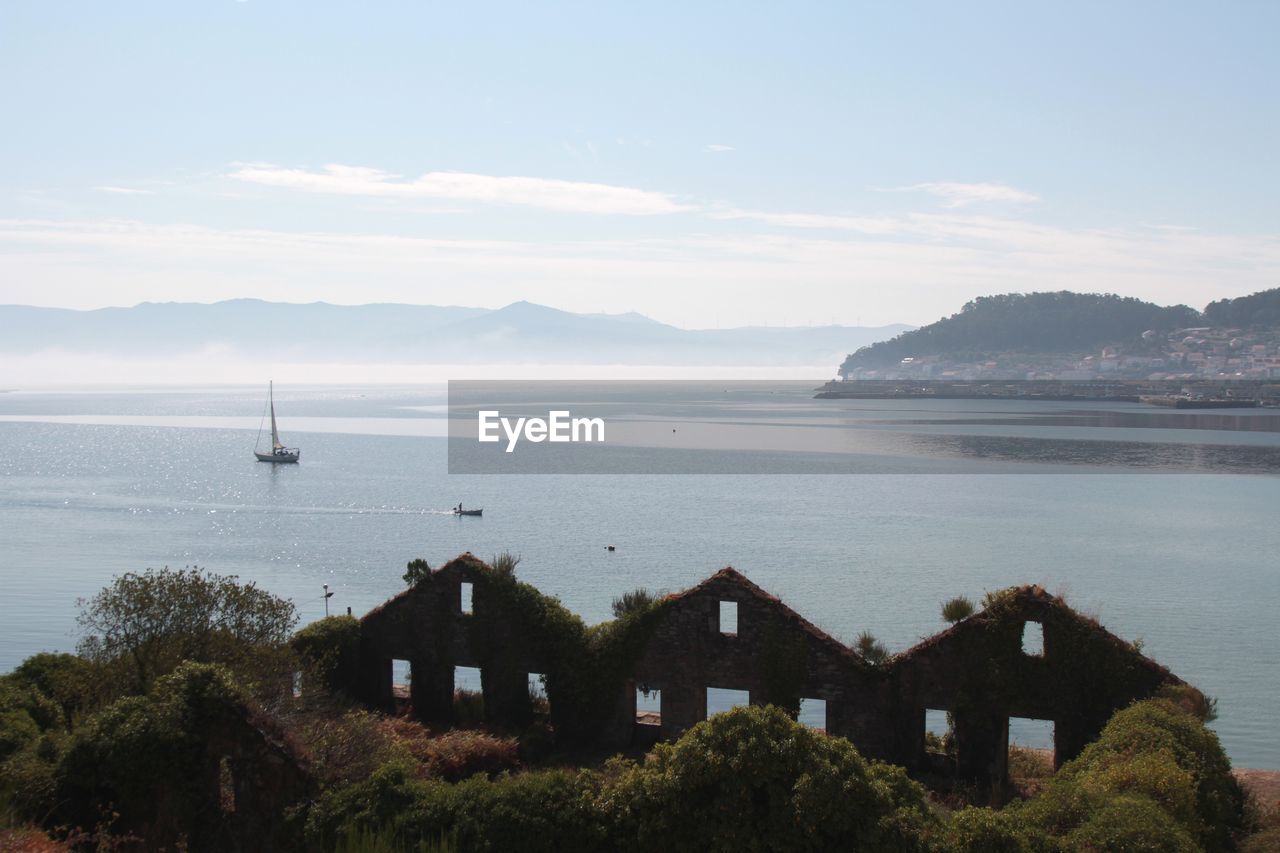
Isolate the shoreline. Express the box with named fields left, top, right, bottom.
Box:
left=816, top=378, right=1280, bottom=405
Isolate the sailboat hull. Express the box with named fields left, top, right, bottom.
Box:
left=255, top=381, right=300, bottom=462
left=255, top=451, right=300, bottom=463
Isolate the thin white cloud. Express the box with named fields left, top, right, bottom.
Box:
left=709, top=208, right=904, bottom=236
left=229, top=163, right=690, bottom=216
left=705, top=144, right=735, bottom=153
left=3, top=216, right=1278, bottom=328
left=93, top=186, right=156, bottom=195
left=892, top=182, right=1039, bottom=208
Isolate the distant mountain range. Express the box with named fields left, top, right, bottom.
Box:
left=0, top=299, right=911, bottom=367
left=840, top=288, right=1280, bottom=373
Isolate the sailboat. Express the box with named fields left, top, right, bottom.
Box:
left=254, top=381, right=300, bottom=463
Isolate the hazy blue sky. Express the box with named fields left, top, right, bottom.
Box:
left=2, top=1, right=1277, bottom=327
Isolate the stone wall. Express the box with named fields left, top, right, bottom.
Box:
left=349, top=554, right=1184, bottom=788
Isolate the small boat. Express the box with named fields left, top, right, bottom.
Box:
left=254, top=381, right=300, bottom=463
left=453, top=507, right=483, bottom=517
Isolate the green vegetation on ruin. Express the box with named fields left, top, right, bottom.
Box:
left=1, top=559, right=1272, bottom=850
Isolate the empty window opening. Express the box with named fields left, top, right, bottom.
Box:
left=454, top=665, right=483, bottom=693
left=1008, top=717, right=1054, bottom=751
left=528, top=672, right=549, bottom=714
left=706, top=686, right=750, bottom=718
left=218, top=756, right=235, bottom=814
left=798, top=697, right=827, bottom=731
left=391, top=659, right=411, bottom=699
left=460, top=582, right=473, bottom=615
left=453, top=665, right=484, bottom=724
left=924, top=708, right=953, bottom=754
left=1021, top=620, right=1044, bottom=656
left=719, top=600, right=738, bottom=635
left=1008, top=717, right=1055, bottom=780
left=636, top=685, right=662, bottom=725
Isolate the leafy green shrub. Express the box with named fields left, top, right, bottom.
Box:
left=12, top=653, right=102, bottom=726
left=1009, top=697, right=1246, bottom=852
left=941, top=596, right=976, bottom=624
left=76, top=567, right=297, bottom=696
left=0, top=709, right=40, bottom=760
left=598, top=704, right=937, bottom=852
left=308, top=762, right=600, bottom=853
left=610, top=589, right=657, bottom=619
left=440, top=768, right=599, bottom=852
left=1074, top=699, right=1244, bottom=849
left=54, top=662, right=251, bottom=846
left=1, top=735, right=62, bottom=819
left=291, top=615, right=362, bottom=696
left=1066, top=793, right=1199, bottom=852
left=0, top=676, right=63, bottom=732
left=945, top=807, right=1029, bottom=852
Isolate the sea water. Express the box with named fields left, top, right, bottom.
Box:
left=1, top=383, right=1277, bottom=768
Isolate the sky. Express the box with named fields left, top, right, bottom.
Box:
left=1, top=0, right=1278, bottom=329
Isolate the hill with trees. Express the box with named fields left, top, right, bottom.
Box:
left=840, top=291, right=1202, bottom=373
left=1205, top=286, right=1280, bottom=328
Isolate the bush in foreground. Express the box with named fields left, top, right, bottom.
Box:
left=950, top=696, right=1247, bottom=852
left=309, top=705, right=939, bottom=852
left=602, top=705, right=937, bottom=852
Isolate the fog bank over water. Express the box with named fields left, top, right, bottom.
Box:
left=0, top=352, right=837, bottom=387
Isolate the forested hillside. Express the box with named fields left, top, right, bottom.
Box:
left=1205, top=287, right=1280, bottom=328
left=841, top=292, right=1200, bottom=371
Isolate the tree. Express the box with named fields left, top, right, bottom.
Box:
left=855, top=630, right=889, bottom=665
left=76, top=567, right=297, bottom=695
left=403, top=558, right=432, bottom=588
left=610, top=588, right=657, bottom=618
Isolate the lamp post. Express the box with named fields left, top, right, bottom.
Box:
left=323, top=583, right=334, bottom=617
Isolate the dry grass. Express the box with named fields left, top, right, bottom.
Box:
left=378, top=717, right=520, bottom=782
left=0, top=827, right=68, bottom=852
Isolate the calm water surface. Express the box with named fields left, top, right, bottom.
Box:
left=1, top=384, right=1277, bottom=767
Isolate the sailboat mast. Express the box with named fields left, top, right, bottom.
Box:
left=270, top=381, right=282, bottom=449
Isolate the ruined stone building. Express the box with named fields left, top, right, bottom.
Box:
left=347, top=554, right=1184, bottom=787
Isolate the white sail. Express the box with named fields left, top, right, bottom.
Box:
left=269, top=382, right=283, bottom=449
left=255, top=381, right=299, bottom=462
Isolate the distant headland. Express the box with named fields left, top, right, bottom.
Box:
left=838, top=288, right=1280, bottom=385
